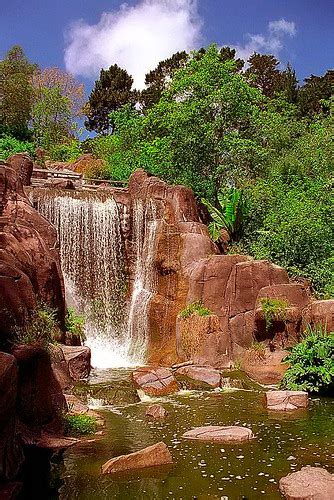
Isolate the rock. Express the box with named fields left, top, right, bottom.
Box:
left=0, top=482, right=22, bottom=499
left=36, top=432, right=78, bottom=450
left=132, top=367, right=179, bottom=396
left=241, top=348, right=289, bottom=385
left=182, top=426, right=254, bottom=443
left=279, top=467, right=334, bottom=500
left=7, top=153, right=33, bottom=186
left=0, top=163, right=65, bottom=344
left=101, top=442, right=173, bottom=474
left=60, top=345, right=91, bottom=380
left=175, top=365, right=221, bottom=389
left=254, top=284, right=311, bottom=346
left=0, top=353, right=24, bottom=482
left=146, top=404, right=168, bottom=419
left=49, top=344, right=74, bottom=391
left=44, top=179, right=75, bottom=190
left=303, top=300, right=334, bottom=333
left=265, top=391, right=309, bottom=411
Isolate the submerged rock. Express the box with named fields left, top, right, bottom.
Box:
left=132, top=367, right=179, bottom=396
left=145, top=404, right=168, bottom=419
left=265, top=390, right=309, bottom=411
left=101, top=442, right=173, bottom=474
left=175, top=365, right=221, bottom=389
left=279, top=467, right=334, bottom=499
left=182, top=425, right=254, bottom=443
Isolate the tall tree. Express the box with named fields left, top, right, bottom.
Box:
left=277, top=63, right=299, bottom=103
left=0, top=46, right=37, bottom=138
left=140, top=51, right=188, bottom=110
left=298, top=70, right=334, bottom=116
left=85, top=65, right=135, bottom=134
left=245, top=53, right=281, bottom=98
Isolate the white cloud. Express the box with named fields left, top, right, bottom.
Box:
left=233, top=18, right=296, bottom=63
left=64, top=0, right=202, bottom=89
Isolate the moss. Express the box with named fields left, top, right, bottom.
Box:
left=179, top=300, right=212, bottom=320
left=260, top=297, right=289, bottom=331
left=64, top=414, right=98, bottom=436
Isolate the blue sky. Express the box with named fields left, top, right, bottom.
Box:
left=1, top=0, right=333, bottom=92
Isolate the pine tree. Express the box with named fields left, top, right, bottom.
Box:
left=245, top=53, right=281, bottom=98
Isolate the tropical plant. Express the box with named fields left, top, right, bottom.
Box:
left=280, top=325, right=334, bottom=394
left=0, top=134, right=35, bottom=161
left=202, top=187, right=245, bottom=242
left=179, top=300, right=212, bottom=320
left=65, top=307, right=86, bottom=343
left=12, top=302, right=59, bottom=347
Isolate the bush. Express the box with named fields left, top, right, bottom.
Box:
left=179, top=300, right=212, bottom=319
left=280, top=325, right=334, bottom=394
left=0, top=134, right=35, bottom=161
left=65, top=307, right=86, bottom=343
left=260, top=297, right=289, bottom=331
left=12, top=303, right=59, bottom=347
left=48, top=140, right=82, bottom=162
left=64, top=414, right=98, bottom=435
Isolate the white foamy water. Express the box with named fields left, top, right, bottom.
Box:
left=34, top=191, right=158, bottom=368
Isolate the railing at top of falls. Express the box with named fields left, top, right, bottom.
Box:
left=31, top=168, right=127, bottom=190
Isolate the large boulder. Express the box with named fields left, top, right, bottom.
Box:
left=279, top=467, right=334, bottom=500
left=0, top=353, right=24, bottom=482
left=0, top=162, right=65, bottom=345
left=102, top=442, right=173, bottom=474
left=182, top=426, right=254, bottom=443
left=7, top=153, right=33, bottom=186
left=175, top=365, right=221, bottom=389
left=60, top=345, right=91, bottom=381
left=302, top=300, right=334, bottom=332
left=265, top=391, right=309, bottom=411
left=132, top=367, right=179, bottom=396
left=241, top=348, right=289, bottom=385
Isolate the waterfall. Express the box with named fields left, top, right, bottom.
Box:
left=33, top=191, right=158, bottom=368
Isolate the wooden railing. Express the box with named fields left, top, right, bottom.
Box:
left=31, top=168, right=127, bottom=189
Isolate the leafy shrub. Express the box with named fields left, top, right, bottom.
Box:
left=179, top=300, right=212, bottom=319
left=65, top=307, right=86, bottom=343
left=280, top=325, right=334, bottom=394
left=64, top=414, right=98, bottom=435
left=48, top=140, right=82, bottom=162
left=260, top=297, right=288, bottom=331
left=0, top=134, right=35, bottom=161
left=12, top=303, right=59, bottom=347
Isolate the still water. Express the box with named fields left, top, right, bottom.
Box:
left=58, top=368, right=334, bottom=500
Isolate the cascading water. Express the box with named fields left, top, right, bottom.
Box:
left=33, top=191, right=158, bottom=368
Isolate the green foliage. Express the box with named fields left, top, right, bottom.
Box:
left=12, top=303, right=59, bottom=347
left=202, top=187, right=245, bottom=242
left=0, top=134, right=35, bottom=161
left=280, top=325, right=334, bottom=394
left=65, top=307, right=86, bottom=343
left=64, top=414, right=98, bottom=436
left=48, top=140, right=82, bottom=162
left=260, top=298, right=288, bottom=331
left=179, top=300, right=212, bottom=319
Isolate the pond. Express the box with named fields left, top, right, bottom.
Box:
left=57, top=368, right=334, bottom=500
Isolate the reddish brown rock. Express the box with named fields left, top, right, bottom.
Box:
left=279, top=467, right=334, bottom=500
left=7, top=153, right=33, bottom=186
left=102, top=442, right=173, bottom=474
left=265, top=391, right=309, bottom=411
left=254, top=284, right=311, bottom=346
left=303, top=300, right=334, bottom=332
left=36, top=433, right=78, bottom=450
left=0, top=353, right=24, bottom=482
left=60, top=345, right=91, bottom=381
left=132, top=367, right=179, bottom=396
left=241, top=349, right=289, bottom=385
left=182, top=426, right=254, bottom=443
left=175, top=365, right=221, bottom=388
left=145, top=404, right=168, bottom=419
left=44, top=179, right=75, bottom=190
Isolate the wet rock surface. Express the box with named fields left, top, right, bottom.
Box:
left=175, top=365, right=221, bottom=389
left=182, top=425, right=254, bottom=443
left=60, top=345, right=91, bottom=381
left=265, top=391, right=309, bottom=411
left=145, top=404, right=168, bottom=419
left=102, top=442, right=173, bottom=474
left=279, top=467, right=334, bottom=500
left=132, top=367, right=179, bottom=396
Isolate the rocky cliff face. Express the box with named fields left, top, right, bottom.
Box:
left=0, top=160, right=65, bottom=347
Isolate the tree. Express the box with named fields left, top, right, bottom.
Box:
left=298, top=70, right=334, bottom=116
left=85, top=65, right=136, bottom=134
left=245, top=53, right=281, bottom=98
left=278, top=63, right=299, bottom=103
left=0, top=46, right=36, bottom=138
left=140, top=51, right=188, bottom=110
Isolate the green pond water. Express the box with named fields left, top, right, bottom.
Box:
left=58, top=368, right=334, bottom=500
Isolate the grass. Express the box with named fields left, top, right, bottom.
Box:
left=64, top=414, right=98, bottom=436
left=12, top=302, right=59, bottom=348
left=260, top=297, right=289, bottom=331
left=179, top=300, right=212, bottom=319
left=65, top=307, right=86, bottom=343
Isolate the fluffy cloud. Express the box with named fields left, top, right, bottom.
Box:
left=233, top=18, right=296, bottom=63
left=64, top=0, right=202, bottom=89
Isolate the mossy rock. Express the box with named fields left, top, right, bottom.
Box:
left=73, top=379, right=140, bottom=406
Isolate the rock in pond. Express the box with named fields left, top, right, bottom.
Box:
left=102, top=442, right=173, bottom=474
left=182, top=426, right=254, bottom=443
left=265, top=391, right=308, bottom=411
left=60, top=345, right=91, bottom=380
left=132, top=367, right=179, bottom=396
left=146, top=405, right=168, bottom=419
left=279, top=467, right=334, bottom=500
left=175, top=366, right=221, bottom=389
